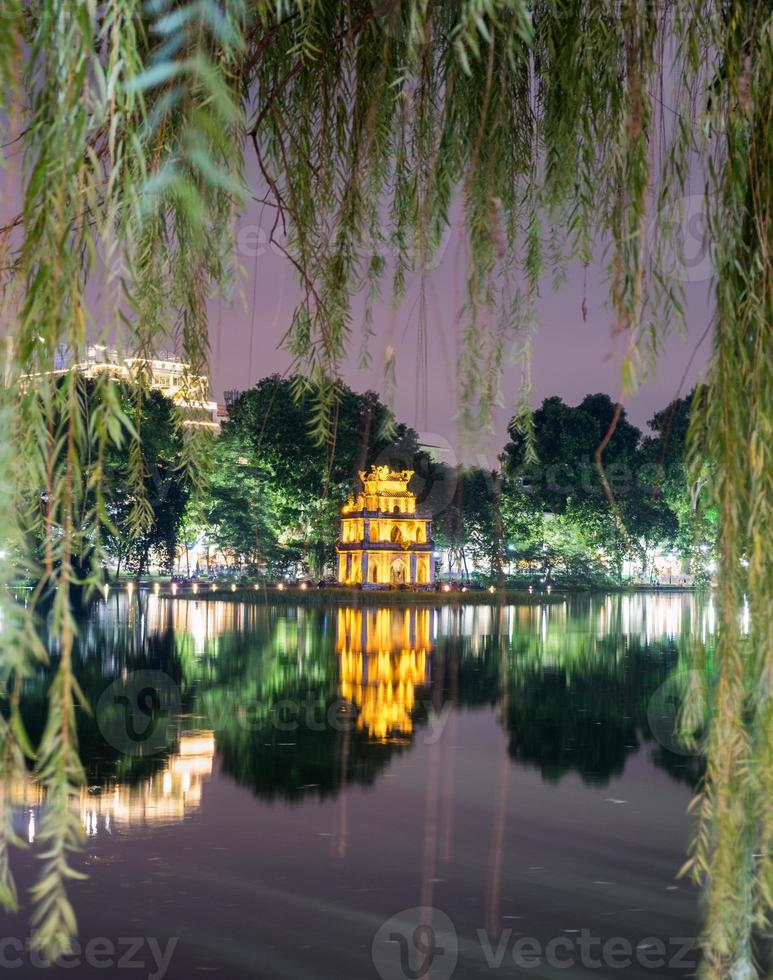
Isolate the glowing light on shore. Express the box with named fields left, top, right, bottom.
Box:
left=192, top=583, right=198, bottom=595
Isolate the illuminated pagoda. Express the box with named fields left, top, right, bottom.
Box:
left=336, top=466, right=434, bottom=588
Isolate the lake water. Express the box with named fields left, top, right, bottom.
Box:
left=5, top=592, right=712, bottom=979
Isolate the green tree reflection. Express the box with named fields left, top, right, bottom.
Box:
left=15, top=594, right=711, bottom=812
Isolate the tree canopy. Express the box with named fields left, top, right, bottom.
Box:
left=503, top=393, right=680, bottom=579
left=207, top=374, right=421, bottom=573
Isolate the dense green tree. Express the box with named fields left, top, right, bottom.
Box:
left=503, top=393, right=677, bottom=580
left=504, top=393, right=641, bottom=513
left=432, top=467, right=505, bottom=581
left=103, top=388, right=192, bottom=577
left=639, top=389, right=716, bottom=578
left=20, top=381, right=190, bottom=582
left=207, top=376, right=421, bottom=575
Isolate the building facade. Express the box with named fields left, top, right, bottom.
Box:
left=336, top=466, right=434, bottom=588
left=26, top=345, right=220, bottom=431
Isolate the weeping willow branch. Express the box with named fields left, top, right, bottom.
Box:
left=678, top=4, right=773, bottom=977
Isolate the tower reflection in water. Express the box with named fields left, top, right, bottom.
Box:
left=336, top=607, right=432, bottom=742
left=11, top=591, right=714, bottom=844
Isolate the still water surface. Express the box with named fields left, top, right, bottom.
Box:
left=8, top=593, right=712, bottom=979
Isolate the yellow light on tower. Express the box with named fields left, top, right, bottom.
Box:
left=488, top=585, right=496, bottom=594
left=277, top=582, right=285, bottom=591
left=335, top=466, right=434, bottom=589
left=211, top=583, right=216, bottom=593
left=231, top=583, right=236, bottom=593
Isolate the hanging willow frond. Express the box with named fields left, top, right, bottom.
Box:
left=0, top=0, right=20, bottom=160
left=2, top=0, right=248, bottom=948
left=0, top=0, right=26, bottom=895
left=125, top=0, right=248, bottom=500
left=678, top=3, right=773, bottom=975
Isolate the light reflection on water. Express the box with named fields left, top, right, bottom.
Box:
left=8, top=591, right=716, bottom=979
left=16, top=592, right=714, bottom=821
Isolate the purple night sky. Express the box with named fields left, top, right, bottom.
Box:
left=208, top=189, right=714, bottom=467
left=2, top=132, right=714, bottom=467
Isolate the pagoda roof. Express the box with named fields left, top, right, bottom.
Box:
left=341, top=508, right=433, bottom=520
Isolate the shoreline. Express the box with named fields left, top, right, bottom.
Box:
left=147, top=583, right=703, bottom=606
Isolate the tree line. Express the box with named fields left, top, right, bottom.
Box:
left=87, top=374, right=713, bottom=586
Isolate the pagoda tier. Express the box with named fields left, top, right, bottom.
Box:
left=336, top=466, right=435, bottom=588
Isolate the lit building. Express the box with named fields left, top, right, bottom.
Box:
left=336, top=466, right=435, bottom=588
left=336, top=607, right=431, bottom=740
left=25, top=344, right=219, bottom=431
